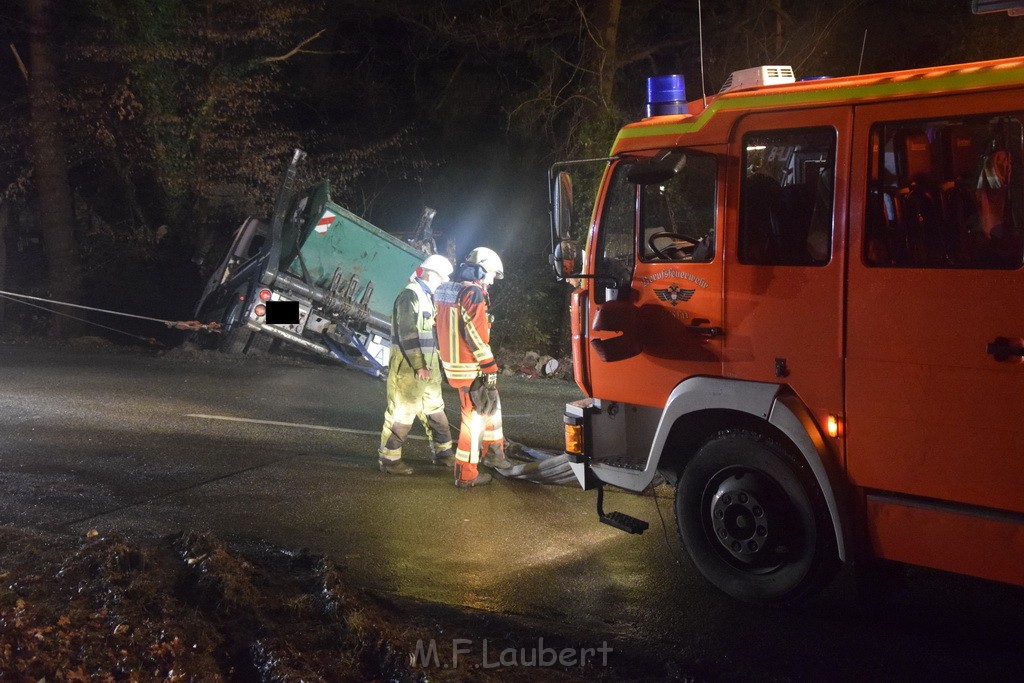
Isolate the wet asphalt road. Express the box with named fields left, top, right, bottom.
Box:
left=2, top=343, right=1024, bottom=681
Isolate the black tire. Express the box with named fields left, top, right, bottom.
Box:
left=220, top=326, right=252, bottom=354
left=246, top=332, right=276, bottom=354
left=219, top=302, right=251, bottom=354
left=676, top=430, right=838, bottom=605
left=188, top=300, right=224, bottom=349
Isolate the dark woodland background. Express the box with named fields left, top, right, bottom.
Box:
left=0, top=0, right=1020, bottom=352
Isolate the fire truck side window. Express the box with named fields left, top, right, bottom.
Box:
left=639, top=153, right=717, bottom=263
left=865, top=115, right=1024, bottom=269
left=594, top=161, right=638, bottom=293
left=738, top=127, right=836, bottom=266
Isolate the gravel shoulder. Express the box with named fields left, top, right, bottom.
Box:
left=0, top=526, right=678, bottom=681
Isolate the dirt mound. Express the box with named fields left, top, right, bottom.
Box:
left=0, top=528, right=642, bottom=681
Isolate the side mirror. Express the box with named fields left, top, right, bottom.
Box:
left=553, top=171, right=574, bottom=240
left=553, top=240, right=579, bottom=278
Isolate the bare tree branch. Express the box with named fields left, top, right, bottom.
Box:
left=9, top=43, right=28, bottom=82
left=264, top=29, right=326, bottom=63
left=618, top=38, right=696, bottom=69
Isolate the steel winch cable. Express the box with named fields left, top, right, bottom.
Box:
left=0, top=292, right=161, bottom=344
left=0, top=288, right=221, bottom=344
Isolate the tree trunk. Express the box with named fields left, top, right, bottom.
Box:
left=773, top=0, right=784, bottom=57
left=26, top=0, right=83, bottom=337
left=590, top=0, right=622, bottom=107
left=0, top=201, right=7, bottom=326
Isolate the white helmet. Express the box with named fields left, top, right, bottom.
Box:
left=465, top=247, right=504, bottom=279
left=418, top=254, right=454, bottom=280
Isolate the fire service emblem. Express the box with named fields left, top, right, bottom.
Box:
left=654, top=284, right=695, bottom=306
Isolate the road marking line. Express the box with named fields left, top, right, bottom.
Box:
left=185, top=413, right=426, bottom=440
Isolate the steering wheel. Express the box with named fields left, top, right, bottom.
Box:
left=648, top=231, right=696, bottom=260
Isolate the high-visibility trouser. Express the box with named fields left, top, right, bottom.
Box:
left=379, top=353, right=453, bottom=460
left=453, top=386, right=503, bottom=483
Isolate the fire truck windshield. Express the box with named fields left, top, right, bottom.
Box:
left=592, top=152, right=717, bottom=298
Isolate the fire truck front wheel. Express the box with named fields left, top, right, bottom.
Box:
left=676, top=430, right=838, bottom=606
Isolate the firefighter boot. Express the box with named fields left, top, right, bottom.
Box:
left=432, top=448, right=455, bottom=467
left=379, top=457, right=413, bottom=475
left=455, top=472, right=493, bottom=488
left=454, top=462, right=492, bottom=488
left=482, top=443, right=512, bottom=470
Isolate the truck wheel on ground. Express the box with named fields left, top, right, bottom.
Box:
left=246, top=331, right=276, bottom=354
left=675, top=429, right=838, bottom=605
left=220, top=325, right=252, bottom=354
left=217, top=301, right=252, bottom=354
left=188, top=301, right=223, bottom=350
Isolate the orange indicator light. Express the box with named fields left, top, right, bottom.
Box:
left=827, top=415, right=840, bottom=438
left=565, top=424, right=584, bottom=454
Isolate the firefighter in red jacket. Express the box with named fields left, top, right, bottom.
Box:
left=434, top=247, right=512, bottom=487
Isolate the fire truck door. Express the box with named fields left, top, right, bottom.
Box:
left=847, top=95, right=1024, bottom=519
left=586, top=152, right=724, bottom=407
left=722, top=111, right=849, bottom=425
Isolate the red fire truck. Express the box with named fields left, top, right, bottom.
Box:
left=549, top=56, right=1024, bottom=604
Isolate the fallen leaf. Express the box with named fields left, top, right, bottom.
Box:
left=65, top=666, right=89, bottom=682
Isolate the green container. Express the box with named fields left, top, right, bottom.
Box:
left=279, top=181, right=425, bottom=322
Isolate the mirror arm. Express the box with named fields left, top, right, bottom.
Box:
left=557, top=272, right=617, bottom=285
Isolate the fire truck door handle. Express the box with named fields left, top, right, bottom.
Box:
left=689, top=320, right=723, bottom=338
left=986, top=337, right=1024, bottom=361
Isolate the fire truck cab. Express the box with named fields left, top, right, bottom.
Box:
left=550, top=56, right=1024, bottom=604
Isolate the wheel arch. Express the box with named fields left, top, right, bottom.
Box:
left=652, top=377, right=849, bottom=562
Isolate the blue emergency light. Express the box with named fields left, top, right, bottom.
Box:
left=645, top=74, right=688, bottom=117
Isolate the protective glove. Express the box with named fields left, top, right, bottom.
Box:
left=484, top=372, right=499, bottom=414
left=469, top=375, right=499, bottom=416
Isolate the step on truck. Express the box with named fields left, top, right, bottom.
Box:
left=549, top=56, right=1024, bottom=604
left=194, top=150, right=429, bottom=377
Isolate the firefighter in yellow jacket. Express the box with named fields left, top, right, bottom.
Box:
left=378, top=254, right=455, bottom=475
left=434, top=247, right=512, bottom=488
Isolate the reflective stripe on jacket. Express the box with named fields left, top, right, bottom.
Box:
left=390, top=279, right=437, bottom=371
left=434, top=279, right=497, bottom=386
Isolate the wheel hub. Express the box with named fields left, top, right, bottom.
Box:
left=709, top=474, right=770, bottom=563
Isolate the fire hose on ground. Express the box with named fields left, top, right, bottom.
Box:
left=498, top=440, right=579, bottom=485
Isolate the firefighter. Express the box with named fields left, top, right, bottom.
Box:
left=434, top=247, right=512, bottom=488
left=378, top=254, right=456, bottom=475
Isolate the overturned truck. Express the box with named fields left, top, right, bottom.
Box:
left=194, top=150, right=428, bottom=377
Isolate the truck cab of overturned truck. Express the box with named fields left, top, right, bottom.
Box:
left=193, top=150, right=428, bottom=377
left=550, top=57, right=1024, bottom=605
